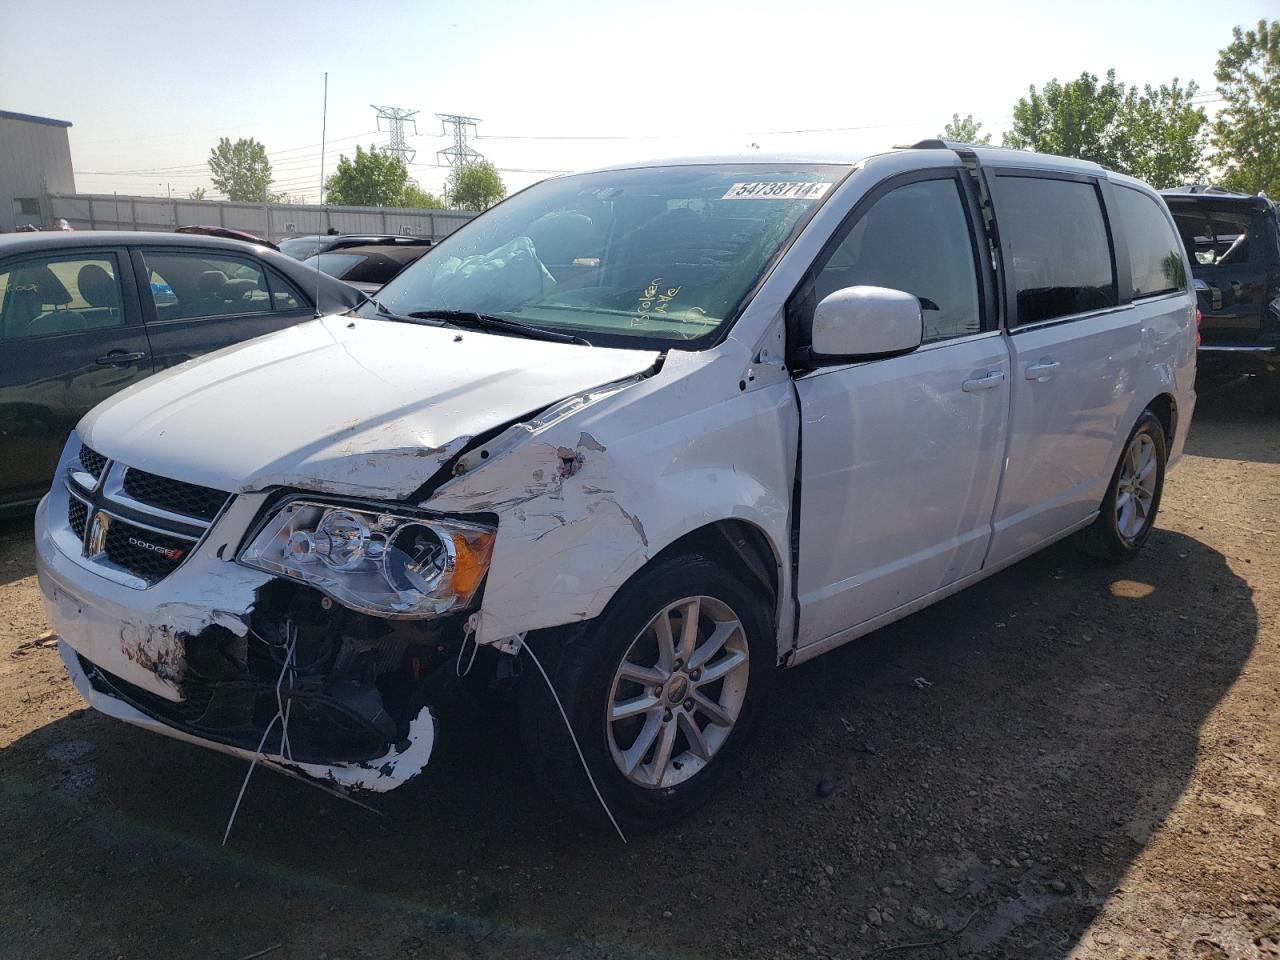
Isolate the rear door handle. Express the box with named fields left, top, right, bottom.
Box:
left=1025, top=359, right=1061, bottom=381
left=96, top=350, right=147, bottom=366
left=961, top=369, right=1006, bottom=392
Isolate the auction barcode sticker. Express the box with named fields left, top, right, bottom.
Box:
left=722, top=181, right=832, bottom=200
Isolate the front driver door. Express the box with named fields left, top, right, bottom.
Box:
left=0, top=247, right=152, bottom=507
left=793, top=171, right=1010, bottom=649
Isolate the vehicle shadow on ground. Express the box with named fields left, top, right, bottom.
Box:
left=0, top=514, right=35, bottom=589
left=1188, top=379, right=1280, bottom=464
left=0, top=523, right=1255, bottom=959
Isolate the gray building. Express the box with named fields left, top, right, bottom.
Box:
left=0, top=109, right=76, bottom=232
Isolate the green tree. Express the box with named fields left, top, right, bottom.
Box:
left=207, top=137, right=273, bottom=202
left=1003, top=70, right=1128, bottom=162
left=1212, top=19, right=1280, bottom=197
left=1003, top=69, right=1208, bottom=187
left=188, top=187, right=207, bottom=200
left=1113, top=80, right=1208, bottom=188
left=939, top=113, right=991, bottom=145
left=324, top=146, right=410, bottom=206
left=445, top=160, right=506, bottom=212
left=401, top=183, right=443, bottom=209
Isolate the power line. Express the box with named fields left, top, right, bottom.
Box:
left=475, top=117, right=975, bottom=141
left=79, top=131, right=379, bottom=176
left=479, top=132, right=666, bottom=141
left=409, top=161, right=568, bottom=175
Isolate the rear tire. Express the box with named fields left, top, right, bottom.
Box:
left=1081, top=410, right=1167, bottom=562
left=518, top=553, right=775, bottom=832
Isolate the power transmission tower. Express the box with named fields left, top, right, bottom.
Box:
left=436, top=113, right=484, bottom=166
left=371, top=105, right=419, bottom=162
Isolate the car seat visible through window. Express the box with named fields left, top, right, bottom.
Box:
left=1, top=265, right=88, bottom=338
left=76, top=263, right=122, bottom=327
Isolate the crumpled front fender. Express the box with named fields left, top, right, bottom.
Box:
left=424, top=347, right=798, bottom=649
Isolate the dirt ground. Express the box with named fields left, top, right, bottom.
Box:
left=1, top=384, right=1277, bottom=960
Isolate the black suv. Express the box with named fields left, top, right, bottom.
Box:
left=1161, top=186, right=1280, bottom=410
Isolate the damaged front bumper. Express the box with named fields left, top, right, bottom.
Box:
left=35, top=484, right=454, bottom=794
left=58, top=639, right=437, bottom=791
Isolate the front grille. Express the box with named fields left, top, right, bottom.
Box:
left=122, top=468, right=229, bottom=522
left=60, top=455, right=228, bottom=588
left=68, top=496, right=88, bottom=539
left=78, top=445, right=107, bottom=480
left=102, top=519, right=192, bottom=584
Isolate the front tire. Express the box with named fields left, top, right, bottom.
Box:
left=519, top=553, right=774, bottom=831
left=1082, top=410, right=1167, bottom=561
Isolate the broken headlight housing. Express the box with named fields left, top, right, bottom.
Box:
left=239, top=500, right=495, bottom=618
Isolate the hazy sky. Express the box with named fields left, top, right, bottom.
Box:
left=1, top=0, right=1272, bottom=202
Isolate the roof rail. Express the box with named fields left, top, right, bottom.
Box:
left=1160, top=183, right=1266, bottom=201
left=897, top=138, right=983, bottom=150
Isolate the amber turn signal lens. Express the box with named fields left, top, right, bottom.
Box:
left=449, top=528, right=496, bottom=600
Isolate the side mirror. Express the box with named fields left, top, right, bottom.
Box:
left=808, top=285, right=923, bottom=364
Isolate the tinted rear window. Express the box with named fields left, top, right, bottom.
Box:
left=280, top=238, right=326, bottom=260
left=993, top=175, right=1116, bottom=325
left=311, top=253, right=365, bottom=277
left=1166, top=202, right=1260, bottom=267
left=1113, top=187, right=1186, bottom=298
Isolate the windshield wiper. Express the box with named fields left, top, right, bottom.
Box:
left=366, top=297, right=439, bottom=326
left=406, top=309, right=591, bottom=346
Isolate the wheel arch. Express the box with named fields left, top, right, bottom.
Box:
left=643, top=518, right=781, bottom=613
left=521, top=516, right=787, bottom=663
left=1146, top=391, right=1178, bottom=447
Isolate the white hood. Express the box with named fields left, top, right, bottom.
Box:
left=80, top=315, right=658, bottom=499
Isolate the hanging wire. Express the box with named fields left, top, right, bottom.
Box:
left=222, top=626, right=297, bottom=846
left=520, top=639, right=627, bottom=844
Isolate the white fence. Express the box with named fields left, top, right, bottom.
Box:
left=47, top=193, right=475, bottom=242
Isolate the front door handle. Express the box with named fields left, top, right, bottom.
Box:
left=95, top=350, right=147, bottom=366
left=962, top=369, right=1006, bottom=392
left=1025, top=359, right=1061, bottom=381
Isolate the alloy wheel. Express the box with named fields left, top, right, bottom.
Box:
left=1115, top=432, right=1158, bottom=542
left=605, top=595, right=750, bottom=788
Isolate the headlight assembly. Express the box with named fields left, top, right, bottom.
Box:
left=239, top=500, right=495, bottom=618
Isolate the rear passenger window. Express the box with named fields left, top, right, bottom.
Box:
left=814, top=177, right=982, bottom=343
left=1113, top=187, right=1187, bottom=298
left=993, top=176, right=1116, bottom=325
left=142, top=251, right=276, bottom=322
left=0, top=253, right=125, bottom=341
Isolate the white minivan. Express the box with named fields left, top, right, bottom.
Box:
left=36, top=143, right=1196, bottom=830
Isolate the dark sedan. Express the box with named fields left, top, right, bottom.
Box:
left=0, top=231, right=363, bottom=510
left=278, top=233, right=432, bottom=261
left=305, top=243, right=433, bottom=295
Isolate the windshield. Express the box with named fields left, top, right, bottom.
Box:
left=280, top=237, right=326, bottom=260
left=310, top=253, right=365, bottom=278
left=360, top=163, right=846, bottom=347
